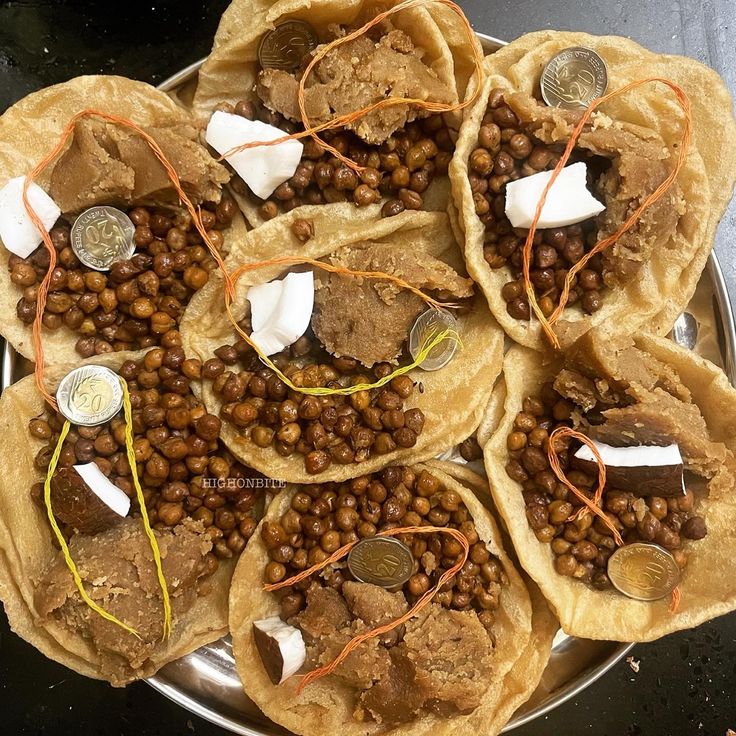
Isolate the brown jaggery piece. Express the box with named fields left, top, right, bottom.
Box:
left=565, top=331, right=691, bottom=404
left=506, top=92, right=683, bottom=286
left=342, top=581, right=408, bottom=627
left=311, top=241, right=473, bottom=367
left=402, top=604, right=493, bottom=714
left=49, top=118, right=230, bottom=213
left=295, top=584, right=351, bottom=639
left=360, top=647, right=424, bottom=724
left=553, top=368, right=601, bottom=412
left=34, top=518, right=212, bottom=684
left=257, top=29, right=454, bottom=145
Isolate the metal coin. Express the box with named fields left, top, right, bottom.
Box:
left=56, top=365, right=124, bottom=427
left=408, top=308, right=458, bottom=372
left=607, top=542, right=681, bottom=601
left=258, top=20, right=319, bottom=73
left=347, top=536, right=414, bottom=589
left=71, top=206, right=135, bottom=272
left=541, top=47, right=608, bottom=110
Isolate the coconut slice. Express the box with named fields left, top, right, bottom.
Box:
left=73, top=463, right=132, bottom=517
left=0, top=176, right=61, bottom=258
left=253, top=616, right=306, bottom=685
left=205, top=111, right=303, bottom=200
left=248, top=271, right=314, bottom=356
left=504, top=161, right=605, bottom=229
left=573, top=441, right=685, bottom=497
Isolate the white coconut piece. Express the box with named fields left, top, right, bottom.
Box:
left=248, top=271, right=314, bottom=356
left=73, top=463, right=131, bottom=518
left=574, top=442, right=683, bottom=468
left=253, top=616, right=307, bottom=684
left=0, top=176, right=61, bottom=258
left=205, top=111, right=303, bottom=200
left=504, top=161, right=605, bottom=229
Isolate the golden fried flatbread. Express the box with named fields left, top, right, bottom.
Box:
left=450, top=32, right=736, bottom=350
left=180, top=205, right=505, bottom=484
left=191, top=0, right=482, bottom=227
left=483, top=333, right=736, bottom=641
left=229, top=460, right=557, bottom=736
left=0, top=75, right=247, bottom=366
left=0, top=354, right=233, bottom=685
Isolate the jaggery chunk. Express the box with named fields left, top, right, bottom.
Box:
left=257, top=28, right=453, bottom=145
left=312, top=241, right=473, bottom=366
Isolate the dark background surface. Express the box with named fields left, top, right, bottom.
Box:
left=1, top=1, right=735, bottom=735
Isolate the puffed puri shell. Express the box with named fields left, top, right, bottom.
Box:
left=0, top=74, right=248, bottom=367
left=228, top=459, right=558, bottom=736
left=179, top=205, right=506, bottom=485
left=0, top=353, right=235, bottom=686
left=449, top=31, right=736, bottom=351
left=482, top=332, right=736, bottom=642
left=190, top=0, right=482, bottom=227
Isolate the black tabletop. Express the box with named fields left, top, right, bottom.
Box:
left=1, top=2, right=735, bottom=735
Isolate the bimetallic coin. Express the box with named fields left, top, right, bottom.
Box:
left=347, top=537, right=414, bottom=589
left=71, top=206, right=135, bottom=271
left=607, top=543, right=681, bottom=602
left=409, top=308, right=458, bottom=372
left=56, top=365, right=124, bottom=427
left=541, top=47, right=608, bottom=110
left=258, top=20, right=319, bottom=73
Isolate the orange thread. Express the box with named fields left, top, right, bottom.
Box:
left=22, top=109, right=234, bottom=407
left=547, top=427, right=624, bottom=546
left=264, top=525, right=470, bottom=693
left=220, top=0, right=484, bottom=173
left=520, top=78, right=692, bottom=349
left=669, top=585, right=681, bottom=613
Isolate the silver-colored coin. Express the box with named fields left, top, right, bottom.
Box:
left=607, top=542, right=681, bottom=602
left=71, top=206, right=135, bottom=271
left=347, top=536, right=414, bottom=589
left=258, top=20, right=319, bottom=73
left=56, top=365, right=124, bottom=427
left=409, top=308, right=458, bottom=372
left=541, top=47, right=608, bottom=110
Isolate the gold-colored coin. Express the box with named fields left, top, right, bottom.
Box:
left=347, top=537, right=414, bottom=589
left=71, top=206, right=135, bottom=272
left=408, top=308, right=458, bottom=372
left=56, top=365, right=123, bottom=427
left=258, top=20, right=319, bottom=72
left=541, top=47, right=608, bottom=110
left=607, top=542, right=681, bottom=601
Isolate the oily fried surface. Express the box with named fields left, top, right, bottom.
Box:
left=450, top=31, right=736, bottom=350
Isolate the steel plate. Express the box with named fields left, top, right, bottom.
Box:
left=1, top=29, right=734, bottom=736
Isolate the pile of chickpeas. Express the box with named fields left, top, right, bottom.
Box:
left=9, top=200, right=237, bottom=357
left=222, top=98, right=454, bottom=219
left=469, top=88, right=607, bottom=319
left=30, top=344, right=260, bottom=569
left=205, top=333, right=426, bottom=474
left=505, top=380, right=708, bottom=589
left=262, top=465, right=505, bottom=635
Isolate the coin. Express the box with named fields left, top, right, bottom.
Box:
left=258, top=20, right=319, bottom=73
left=347, top=536, right=414, bottom=589
left=71, top=206, right=135, bottom=271
left=607, top=543, right=681, bottom=601
left=56, top=365, right=124, bottom=427
left=409, top=308, right=459, bottom=372
left=540, top=47, right=608, bottom=110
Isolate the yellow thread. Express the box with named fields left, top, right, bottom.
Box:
left=120, top=378, right=172, bottom=640
left=43, top=420, right=141, bottom=638
left=257, top=326, right=459, bottom=396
